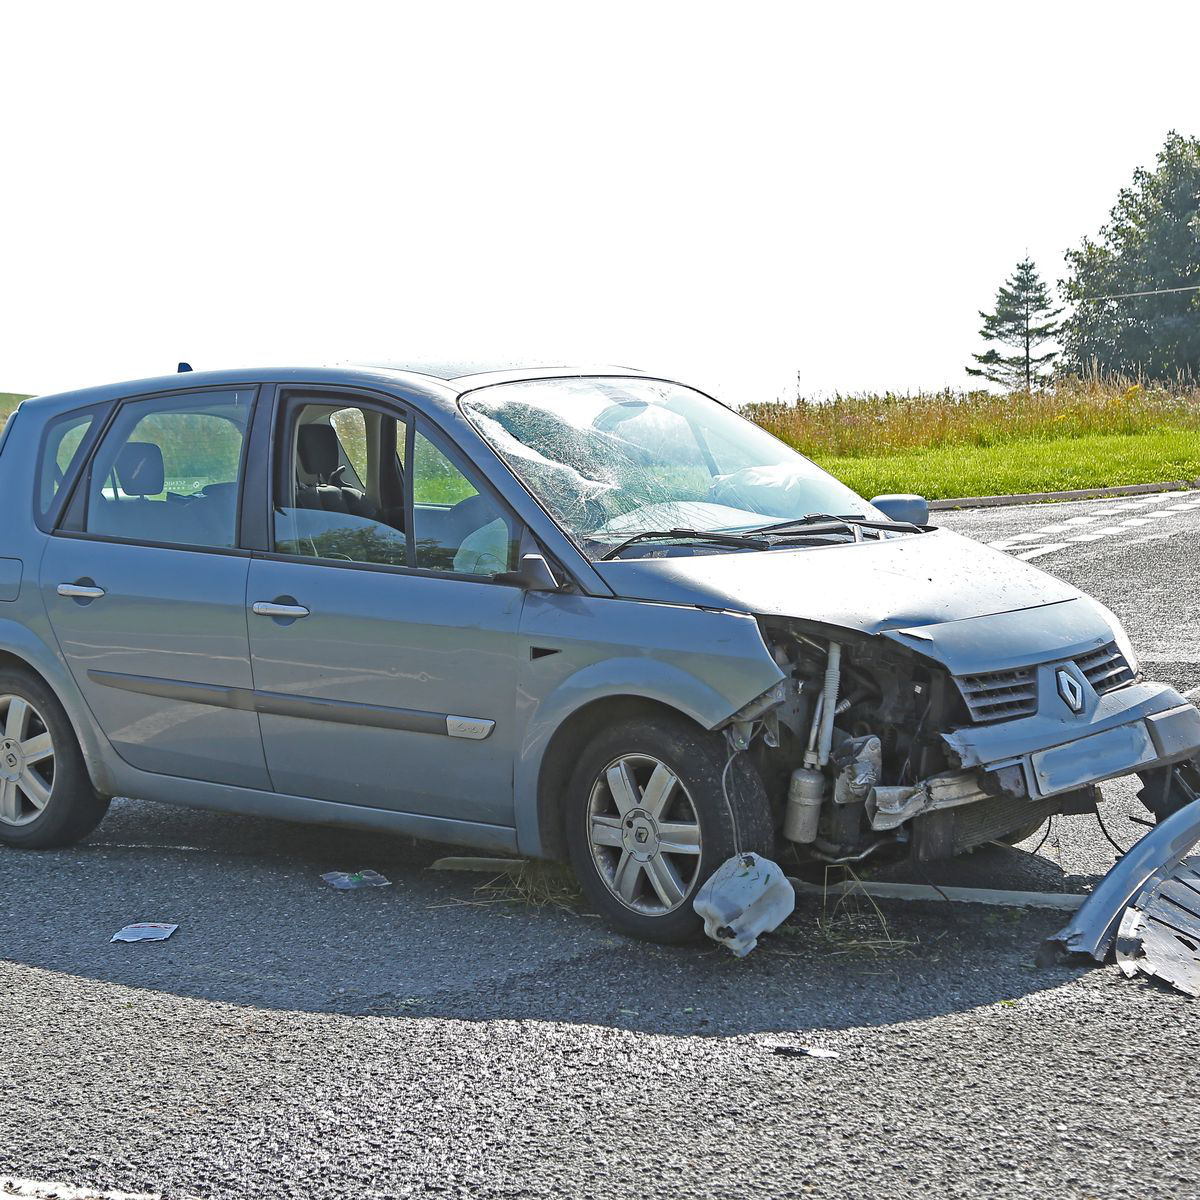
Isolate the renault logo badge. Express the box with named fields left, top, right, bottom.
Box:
left=1057, top=668, right=1084, bottom=713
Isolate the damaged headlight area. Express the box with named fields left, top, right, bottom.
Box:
left=722, top=619, right=1097, bottom=869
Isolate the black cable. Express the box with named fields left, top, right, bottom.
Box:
left=1094, top=805, right=1134, bottom=857
left=1030, top=815, right=1053, bottom=855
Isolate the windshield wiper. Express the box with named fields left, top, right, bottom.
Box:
left=596, top=527, right=771, bottom=561
left=746, top=513, right=922, bottom=536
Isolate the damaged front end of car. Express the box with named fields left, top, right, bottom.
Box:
left=714, top=606, right=1200, bottom=879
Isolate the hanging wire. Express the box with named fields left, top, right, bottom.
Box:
left=1095, top=805, right=1134, bottom=857
left=1075, top=283, right=1200, bottom=302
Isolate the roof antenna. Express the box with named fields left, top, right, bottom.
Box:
left=177, top=362, right=193, bottom=373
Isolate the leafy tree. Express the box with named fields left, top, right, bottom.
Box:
left=966, top=258, right=1060, bottom=391
left=1059, top=131, right=1200, bottom=379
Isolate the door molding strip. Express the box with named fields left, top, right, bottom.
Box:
left=87, top=669, right=494, bottom=739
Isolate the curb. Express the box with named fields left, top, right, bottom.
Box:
left=929, top=479, right=1200, bottom=511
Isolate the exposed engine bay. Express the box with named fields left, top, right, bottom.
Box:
left=727, top=620, right=1098, bottom=867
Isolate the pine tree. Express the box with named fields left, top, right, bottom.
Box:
left=966, top=258, right=1061, bottom=391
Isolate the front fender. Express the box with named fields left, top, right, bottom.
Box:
left=512, top=593, right=784, bottom=856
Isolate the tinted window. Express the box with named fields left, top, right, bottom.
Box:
left=82, top=390, right=254, bottom=549
left=412, top=428, right=516, bottom=575
left=37, top=408, right=98, bottom=522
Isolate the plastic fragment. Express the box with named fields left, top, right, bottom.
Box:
left=321, top=869, right=392, bottom=890
left=693, top=852, right=796, bottom=957
left=110, top=923, right=178, bottom=943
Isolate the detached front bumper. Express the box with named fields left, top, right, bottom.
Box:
left=943, top=679, right=1200, bottom=800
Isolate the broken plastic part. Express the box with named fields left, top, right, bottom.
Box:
left=693, top=852, right=796, bottom=957
left=320, top=869, right=392, bottom=890
left=1112, top=855, right=1200, bottom=996
left=1041, top=795, right=1200, bottom=962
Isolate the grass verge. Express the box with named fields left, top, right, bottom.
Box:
left=815, top=429, right=1200, bottom=501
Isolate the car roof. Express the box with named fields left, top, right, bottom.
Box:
left=15, top=362, right=657, bottom=419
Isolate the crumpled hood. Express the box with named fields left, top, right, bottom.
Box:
left=593, top=528, right=1081, bottom=634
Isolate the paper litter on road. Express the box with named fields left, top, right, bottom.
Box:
left=110, top=923, right=178, bottom=943
left=320, top=869, right=392, bottom=890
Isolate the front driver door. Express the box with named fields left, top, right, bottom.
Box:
left=246, top=391, right=523, bottom=830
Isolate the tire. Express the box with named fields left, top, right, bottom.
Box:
left=0, top=669, right=110, bottom=849
left=564, top=714, right=775, bottom=944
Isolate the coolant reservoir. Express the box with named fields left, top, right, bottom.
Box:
left=693, top=852, right=796, bottom=957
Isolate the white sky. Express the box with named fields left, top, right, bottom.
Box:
left=2, top=1, right=1197, bottom=403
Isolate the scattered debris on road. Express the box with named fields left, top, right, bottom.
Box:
left=110, top=923, right=178, bottom=943
left=320, top=870, right=392, bottom=890
left=693, top=852, right=795, bottom=956
left=1114, top=856, right=1200, bottom=996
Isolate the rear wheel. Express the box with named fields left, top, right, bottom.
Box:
left=0, top=670, right=109, bottom=848
left=564, top=714, right=774, bottom=944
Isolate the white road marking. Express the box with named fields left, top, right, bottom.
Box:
left=0, top=1179, right=160, bottom=1200
left=985, top=490, right=1199, bottom=560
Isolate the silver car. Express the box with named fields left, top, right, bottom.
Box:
left=1, top=364, right=1197, bottom=942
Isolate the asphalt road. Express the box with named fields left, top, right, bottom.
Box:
left=3, top=491, right=1200, bottom=1200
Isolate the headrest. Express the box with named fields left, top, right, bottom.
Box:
left=115, top=442, right=165, bottom=496
left=297, top=424, right=340, bottom=479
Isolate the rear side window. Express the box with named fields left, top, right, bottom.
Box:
left=78, top=389, right=255, bottom=549
left=36, top=407, right=101, bottom=526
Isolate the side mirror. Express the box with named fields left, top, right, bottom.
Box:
left=870, top=493, right=929, bottom=526
left=498, top=552, right=562, bottom=591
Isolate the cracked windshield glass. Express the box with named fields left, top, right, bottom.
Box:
left=462, top=377, right=887, bottom=557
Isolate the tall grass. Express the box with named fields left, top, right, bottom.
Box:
left=743, top=376, right=1200, bottom=458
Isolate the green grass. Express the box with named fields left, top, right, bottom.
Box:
left=0, top=393, right=27, bottom=432
left=816, top=429, right=1200, bottom=501
left=747, top=375, right=1200, bottom=500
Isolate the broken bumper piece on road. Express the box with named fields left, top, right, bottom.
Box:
left=1041, top=794, right=1200, bottom=995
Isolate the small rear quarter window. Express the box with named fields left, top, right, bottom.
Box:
left=36, top=407, right=102, bottom=526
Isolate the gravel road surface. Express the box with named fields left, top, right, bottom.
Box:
left=2, top=491, right=1198, bottom=1200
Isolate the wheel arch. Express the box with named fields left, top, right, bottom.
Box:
left=529, top=694, right=709, bottom=863
left=0, top=634, right=115, bottom=797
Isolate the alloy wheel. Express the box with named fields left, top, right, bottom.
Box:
left=0, top=694, right=56, bottom=827
left=586, top=753, right=702, bottom=915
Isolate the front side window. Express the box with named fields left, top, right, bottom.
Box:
left=461, top=377, right=885, bottom=556
left=81, top=389, right=254, bottom=549
left=271, top=399, right=516, bottom=578
left=411, top=428, right=516, bottom=574
left=273, top=402, right=409, bottom=567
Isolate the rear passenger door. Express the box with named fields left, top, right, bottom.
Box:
left=40, top=386, right=270, bottom=788
left=245, top=390, right=524, bottom=830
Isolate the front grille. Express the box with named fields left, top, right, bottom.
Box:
left=1075, top=641, right=1135, bottom=695
left=956, top=666, right=1038, bottom=723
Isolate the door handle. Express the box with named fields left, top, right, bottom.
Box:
left=58, top=583, right=106, bottom=600
left=252, top=601, right=310, bottom=619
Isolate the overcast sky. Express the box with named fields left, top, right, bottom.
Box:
left=2, top=1, right=1196, bottom=404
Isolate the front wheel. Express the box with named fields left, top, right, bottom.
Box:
left=564, top=714, right=774, bottom=944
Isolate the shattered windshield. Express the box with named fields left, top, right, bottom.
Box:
left=460, top=377, right=887, bottom=556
